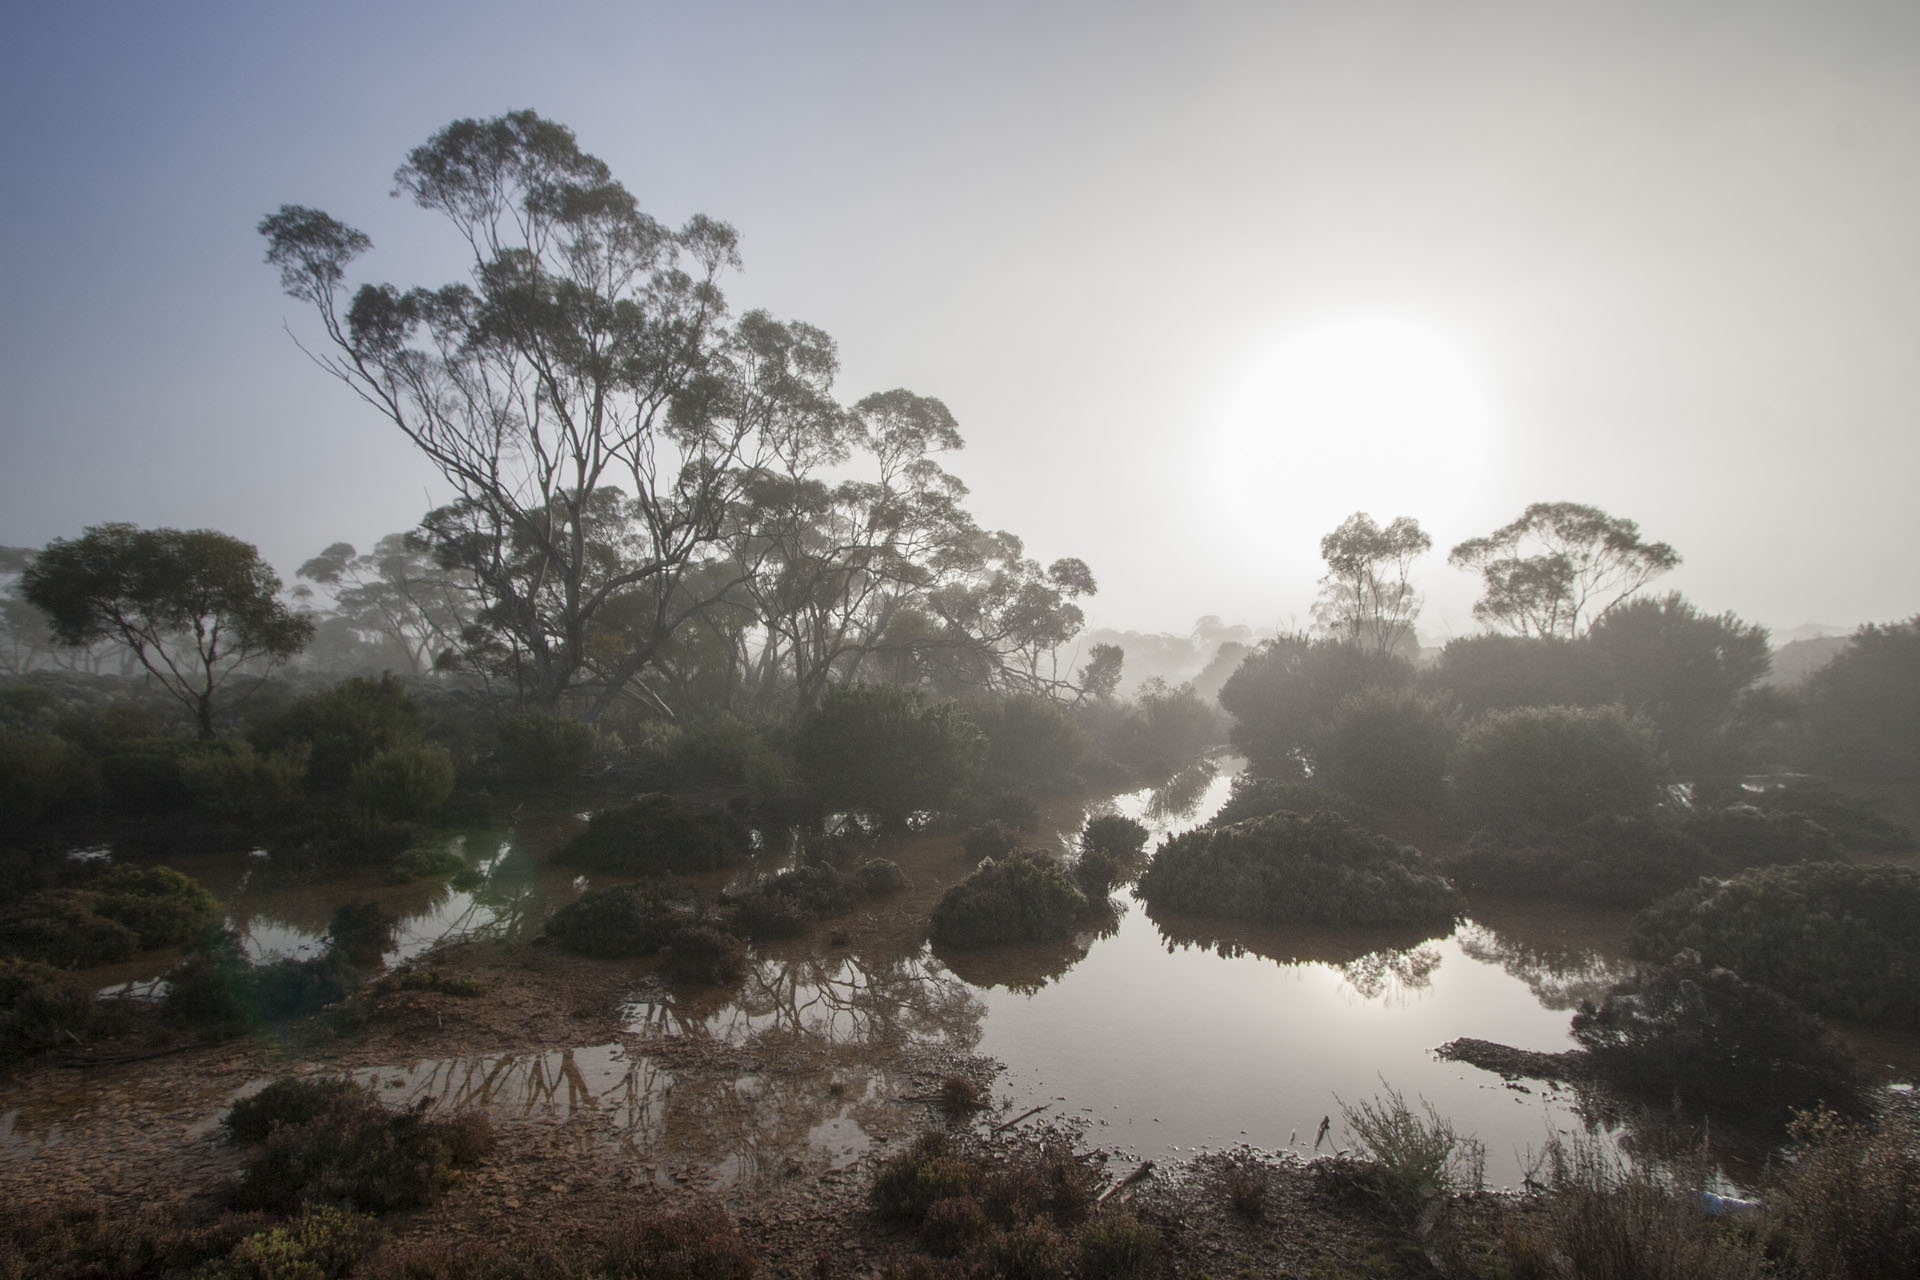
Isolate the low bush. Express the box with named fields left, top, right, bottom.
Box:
left=1571, top=956, right=1863, bottom=1117
left=0, top=863, right=220, bottom=967
left=1746, top=780, right=1916, bottom=853
left=966, top=1219, right=1075, bottom=1280
left=381, top=967, right=486, bottom=998
left=1073, top=847, right=1124, bottom=898
left=491, top=709, right=603, bottom=790
left=0, top=729, right=101, bottom=824
left=595, top=1201, right=757, bottom=1280
left=0, top=957, right=95, bottom=1061
left=1316, top=685, right=1458, bottom=813
left=661, top=925, right=747, bottom=985
left=1337, top=1083, right=1485, bottom=1220
left=224, top=1076, right=368, bottom=1142
left=1080, top=813, right=1149, bottom=859
left=919, top=1195, right=989, bottom=1256
left=858, top=858, right=909, bottom=894
left=202, top=1204, right=383, bottom=1280
left=0, top=892, right=140, bottom=967
left=164, top=931, right=360, bottom=1036
left=724, top=864, right=867, bottom=942
left=1139, top=809, right=1461, bottom=930
left=930, top=853, right=1087, bottom=948
left=91, top=863, right=222, bottom=948
left=980, top=791, right=1043, bottom=831
left=558, top=794, right=751, bottom=875
left=1208, top=773, right=1373, bottom=828
left=1443, top=816, right=1709, bottom=908
left=1770, top=1108, right=1920, bottom=1280
left=1076, top=1209, right=1162, bottom=1278
left=229, top=1086, right=494, bottom=1214
left=871, top=1131, right=984, bottom=1225
left=544, top=880, right=696, bottom=958
left=1453, top=704, right=1668, bottom=830
left=347, top=742, right=454, bottom=822
left=1629, top=862, right=1920, bottom=1028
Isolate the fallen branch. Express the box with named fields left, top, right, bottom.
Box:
left=991, top=1103, right=1051, bottom=1134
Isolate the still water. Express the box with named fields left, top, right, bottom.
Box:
left=99, top=763, right=1670, bottom=1186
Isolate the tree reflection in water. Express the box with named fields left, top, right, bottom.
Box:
left=1150, top=912, right=1448, bottom=1002
left=1453, top=921, right=1630, bottom=1011
left=930, top=902, right=1125, bottom=995
left=1145, top=760, right=1220, bottom=825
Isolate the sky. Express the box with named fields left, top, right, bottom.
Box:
left=3, top=0, right=1917, bottom=642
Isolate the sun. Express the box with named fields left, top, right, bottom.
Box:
left=1210, top=314, right=1495, bottom=571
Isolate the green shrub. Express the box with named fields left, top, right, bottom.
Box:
left=871, top=1131, right=984, bottom=1224
left=203, top=1204, right=383, bottom=1280
left=230, top=1089, right=494, bottom=1213
left=966, top=1219, right=1075, bottom=1280
left=977, top=694, right=1087, bottom=794
left=164, top=935, right=358, bottom=1036
left=1209, top=773, right=1372, bottom=828
left=1746, top=780, right=1916, bottom=853
left=1077, top=1210, right=1162, bottom=1278
left=1629, top=862, right=1920, bottom=1029
left=492, top=709, right=602, bottom=790
left=1315, top=685, right=1458, bottom=813
left=256, top=676, right=422, bottom=795
left=796, top=685, right=985, bottom=830
left=724, top=864, right=866, bottom=942
left=1138, top=809, right=1461, bottom=929
left=930, top=852, right=1087, bottom=948
left=0, top=729, right=100, bottom=824
left=596, top=1202, right=757, bottom=1280
left=1073, top=847, right=1124, bottom=898
left=1453, top=704, right=1668, bottom=829
left=177, top=739, right=309, bottom=825
left=1771, top=1109, right=1920, bottom=1280
left=1424, top=632, right=1615, bottom=719
left=92, top=863, right=221, bottom=948
left=347, top=742, right=454, bottom=821
left=1080, top=814, right=1149, bottom=859
left=0, top=957, right=95, bottom=1061
left=961, top=820, right=1023, bottom=862
left=545, top=881, right=696, bottom=958
left=919, top=1195, right=989, bottom=1256
left=557, top=793, right=751, bottom=875
left=96, top=739, right=198, bottom=816
left=1571, top=956, right=1863, bottom=1117
left=858, top=858, right=909, bottom=894
left=0, top=891, right=140, bottom=966
left=1799, top=616, right=1920, bottom=784
left=1106, top=679, right=1222, bottom=775
left=1337, top=1084, right=1485, bottom=1220
left=1219, top=635, right=1414, bottom=777
left=1443, top=815, right=1709, bottom=907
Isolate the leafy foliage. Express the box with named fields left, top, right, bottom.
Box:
left=1799, top=615, right=1920, bottom=783
left=1315, top=685, right=1458, bottom=812
left=557, top=793, right=751, bottom=874
left=1771, top=1108, right=1920, bottom=1280
left=1571, top=956, right=1863, bottom=1116
left=544, top=880, right=697, bottom=958
left=1629, top=863, right=1920, bottom=1028
left=1448, top=501, right=1679, bottom=639
left=1138, top=809, right=1461, bottom=929
left=1217, top=635, right=1412, bottom=777
left=796, top=684, right=984, bottom=827
left=1453, top=704, right=1668, bottom=829
left=1586, top=593, right=1771, bottom=774
left=930, top=852, right=1088, bottom=948
left=1311, top=511, right=1431, bottom=657
left=0, top=958, right=95, bottom=1062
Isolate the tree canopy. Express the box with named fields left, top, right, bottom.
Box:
left=1448, top=502, right=1678, bottom=639
left=1310, top=512, right=1430, bottom=657
left=21, top=525, right=311, bottom=737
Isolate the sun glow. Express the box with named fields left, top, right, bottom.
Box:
left=1211, top=314, right=1495, bottom=569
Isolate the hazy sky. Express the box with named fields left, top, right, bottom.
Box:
left=4, top=1, right=1916, bottom=640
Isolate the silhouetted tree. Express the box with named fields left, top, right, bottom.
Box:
left=1310, top=512, right=1430, bottom=657
left=22, top=525, right=312, bottom=738
left=1586, top=593, right=1771, bottom=775
left=1800, top=616, right=1920, bottom=783
left=1216, top=635, right=1412, bottom=777
left=795, top=684, right=984, bottom=829
left=1449, top=502, right=1678, bottom=638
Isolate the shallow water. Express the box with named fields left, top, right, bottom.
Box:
left=80, top=761, right=1917, bottom=1190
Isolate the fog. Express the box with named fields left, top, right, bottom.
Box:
left=3, top=1, right=1917, bottom=638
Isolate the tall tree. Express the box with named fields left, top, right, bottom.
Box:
left=1448, top=501, right=1679, bottom=638
left=1310, top=512, right=1431, bottom=657
left=296, top=532, right=474, bottom=674
left=21, top=525, right=312, bottom=737
left=261, top=111, right=817, bottom=710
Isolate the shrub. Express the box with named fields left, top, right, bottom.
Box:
left=1443, top=815, right=1709, bottom=907
left=977, top=694, right=1086, bottom=794
left=661, top=925, right=747, bottom=986
left=1337, top=1084, right=1485, bottom=1220
left=1629, top=863, right=1920, bottom=1029
left=1315, top=685, right=1458, bottom=813
left=728, top=890, right=813, bottom=942
left=596, top=1202, right=757, bottom=1280
left=1747, top=781, right=1916, bottom=854
left=224, top=1077, right=368, bottom=1142
left=230, top=1090, right=494, bottom=1213
left=0, top=892, right=140, bottom=966
left=256, top=675, right=423, bottom=794
left=1077, top=1210, right=1162, bottom=1278
left=859, top=858, right=909, bottom=894
left=980, top=791, right=1043, bottom=831
left=966, top=1219, right=1075, bottom=1280
left=1571, top=956, right=1863, bottom=1117
left=930, top=852, right=1087, bottom=948
left=1106, top=679, right=1222, bottom=775
left=1424, top=632, right=1615, bottom=718
left=0, top=957, right=95, bottom=1061
left=1219, top=635, right=1414, bottom=776
left=1080, top=814, right=1149, bottom=859
left=204, top=1204, right=383, bottom=1280
left=347, top=742, right=454, bottom=821
left=796, top=685, right=985, bottom=830
left=936, top=1073, right=982, bottom=1116
left=1222, top=1152, right=1266, bottom=1220
left=545, top=881, right=695, bottom=958
left=871, top=1131, right=984, bottom=1224
left=1771, top=1109, right=1920, bottom=1280
left=177, top=739, right=308, bottom=825
left=1453, top=704, right=1668, bottom=829
left=1073, top=847, right=1123, bottom=898
left=1501, top=1134, right=1770, bottom=1280
left=557, top=794, right=751, bottom=875
left=724, top=864, right=866, bottom=942
left=962, top=820, right=1023, bottom=861
left=0, top=729, right=100, bottom=824
left=1138, top=809, right=1461, bottom=929
left=919, top=1195, right=989, bottom=1256
left=1209, top=773, right=1372, bottom=828
left=1799, top=616, right=1920, bottom=784
left=491, top=708, right=602, bottom=790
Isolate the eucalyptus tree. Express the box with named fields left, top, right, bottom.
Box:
left=296, top=532, right=475, bottom=674
left=1310, top=512, right=1431, bottom=657
left=1448, top=501, right=1679, bottom=639
left=21, top=525, right=312, bottom=738
left=261, top=111, right=835, bottom=710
